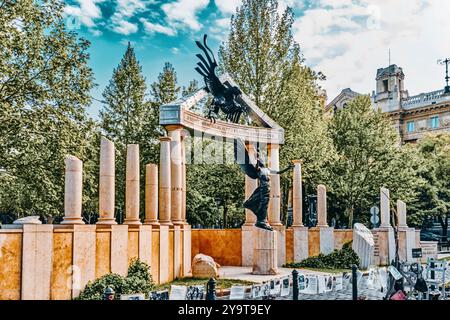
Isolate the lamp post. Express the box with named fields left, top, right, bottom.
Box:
left=437, top=58, right=450, bottom=94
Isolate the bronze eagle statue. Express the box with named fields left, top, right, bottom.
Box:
left=195, top=34, right=246, bottom=123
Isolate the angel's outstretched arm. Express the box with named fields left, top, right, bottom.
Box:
left=269, top=163, right=294, bottom=175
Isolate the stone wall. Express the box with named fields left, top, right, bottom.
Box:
left=0, top=224, right=190, bottom=300
left=191, top=228, right=354, bottom=266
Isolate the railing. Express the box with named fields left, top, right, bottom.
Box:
left=402, top=89, right=450, bottom=109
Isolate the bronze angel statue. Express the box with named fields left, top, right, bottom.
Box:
left=234, top=138, right=294, bottom=231
left=194, top=34, right=246, bottom=123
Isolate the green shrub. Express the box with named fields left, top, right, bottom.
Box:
left=76, top=258, right=155, bottom=300
left=284, top=241, right=360, bottom=270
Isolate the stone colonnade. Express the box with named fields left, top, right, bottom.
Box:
left=60, top=134, right=192, bottom=281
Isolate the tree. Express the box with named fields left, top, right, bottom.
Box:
left=218, top=0, right=331, bottom=222
left=100, top=43, right=155, bottom=222
left=150, top=62, right=180, bottom=105
left=182, top=79, right=199, bottom=98
left=0, top=0, right=97, bottom=221
left=325, top=96, right=422, bottom=227
left=408, top=133, right=450, bottom=238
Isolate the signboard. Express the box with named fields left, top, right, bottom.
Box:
left=280, top=277, right=290, bottom=297
left=186, top=285, right=205, bottom=300
left=302, top=275, right=318, bottom=294
left=251, top=285, right=262, bottom=299
left=169, top=285, right=188, bottom=300
left=388, top=266, right=403, bottom=281
left=269, top=279, right=281, bottom=296
left=412, top=248, right=423, bottom=258
left=150, top=290, right=169, bottom=300
left=229, top=286, right=246, bottom=300
left=120, top=293, right=145, bottom=300
left=333, top=275, right=343, bottom=291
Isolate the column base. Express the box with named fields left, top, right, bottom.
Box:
left=61, top=217, right=85, bottom=225
left=96, top=218, right=117, bottom=225
left=159, top=220, right=173, bottom=227
left=143, top=220, right=160, bottom=226
left=123, top=219, right=142, bottom=225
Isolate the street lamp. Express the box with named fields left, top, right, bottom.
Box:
left=437, top=58, right=450, bottom=94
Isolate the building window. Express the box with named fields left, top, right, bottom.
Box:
left=383, top=79, right=389, bottom=92
left=430, top=116, right=439, bottom=129
left=407, top=121, right=415, bottom=133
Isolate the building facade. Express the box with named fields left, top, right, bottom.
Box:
left=326, top=64, right=450, bottom=143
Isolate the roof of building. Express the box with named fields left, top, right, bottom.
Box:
left=325, top=88, right=361, bottom=112
left=376, top=64, right=404, bottom=80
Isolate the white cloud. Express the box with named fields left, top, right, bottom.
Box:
left=161, top=0, right=209, bottom=31
left=64, top=0, right=104, bottom=27
left=215, top=0, right=241, bottom=14
left=294, top=0, right=450, bottom=102
left=112, top=19, right=138, bottom=35
left=140, top=18, right=176, bottom=36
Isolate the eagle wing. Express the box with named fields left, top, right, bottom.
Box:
left=195, top=34, right=227, bottom=97
left=234, top=138, right=258, bottom=179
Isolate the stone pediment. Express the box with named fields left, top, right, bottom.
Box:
left=160, top=74, right=284, bottom=144
left=326, top=88, right=361, bottom=112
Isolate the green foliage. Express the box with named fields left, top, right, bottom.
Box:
left=0, top=0, right=97, bottom=221
left=186, top=139, right=245, bottom=228
left=284, top=242, right=360, bottom=269
left=219, top=0, right=332, bottom=223
left=100, top=43, right=158, bottom=222
left=76, top=259, right=155, bottom=300
left=408, top=133, right=450, bottom=235
left=325, top=96, right=423, bottom=227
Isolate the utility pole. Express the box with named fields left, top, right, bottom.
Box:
left=437, top=58, right=450, bottom=94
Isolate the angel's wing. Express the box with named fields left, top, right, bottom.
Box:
left=195, top=34, right=227, bottom=96
left=234, top=138, right=258, bottom=179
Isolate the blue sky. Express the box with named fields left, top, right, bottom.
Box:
left=63, top=0, right=450, bottom=118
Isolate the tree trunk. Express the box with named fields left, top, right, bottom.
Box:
left=438, top=215, right=449, bottom=240
left=223, top=205, right=228, bottom=229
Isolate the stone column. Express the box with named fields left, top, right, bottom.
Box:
left=159, top=137, right=172, bottom=226
left=242, top=142, right=257, bottom=266
left=292, top=160, right=303, bottom=227
left=291, top=160, right=308, bottom=262
left=167, top=125, right=183, bottom=225
left=380, top=187, right=391, bottom=227
left=317, top=184, right=328, bottom=227
left=181, top=133, right=187, bottom=223
left=124, top=144, right=141, bottom=225
left=315, top=184, right=334, bottom=255
left=62, top=155, right=84, bottom=225
left=268, top=144, right=281, bottom=226
left=144, top=164, right=159, bottom=225
left=97, top=137, right=116, bottom=225
left=396, top=200, right=407, bottom=229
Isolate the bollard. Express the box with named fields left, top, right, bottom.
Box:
left=352, top=265, right=358, bottom=301
left=430, top=259, right=436, bottom=291
left=103, top=286, right=115, bottom=300
left=206, top=278, right=217, bottom=300
left=292, top=269, right=299, bottom=300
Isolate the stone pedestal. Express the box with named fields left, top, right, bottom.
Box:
left=272, top=225, right=286, bottom=266
left=182, top=224, right=192, bottom=277
left=374, top=227, right=395, bottom=265
left=252, top=228, right=278, bottom=275
left=21, top=225, right=54, bottom=300
left=292, top=160, right=303, bottom=227
left=97, top=137, right=117, bottom=225
left=319, top=227, right=334, bottom=255
left=292, top=226, right=309, bottom=262
left=144, top=164, right=159, bottom=225
left=62, top=156, right=84, bottom=225
left=124, top=144, right=141, bottom=225
left=241, top=225, right=254, bottom=267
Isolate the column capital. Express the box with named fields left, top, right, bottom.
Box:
left=165, top=124, right=184, bottom=132
left=159, top=136, right=172, bottom=142
left=292, top=159, right=302, bottom=165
